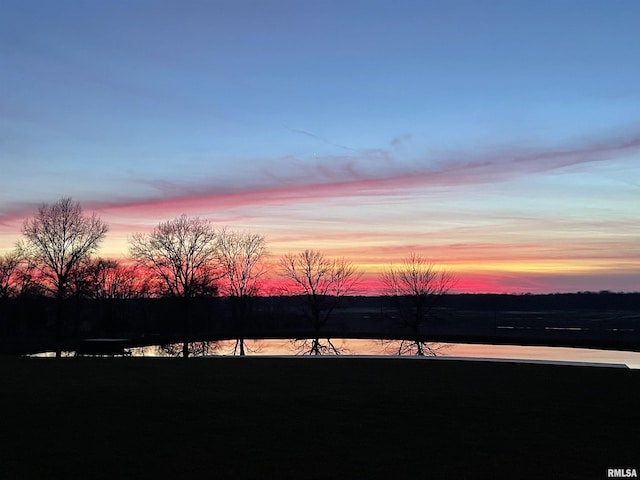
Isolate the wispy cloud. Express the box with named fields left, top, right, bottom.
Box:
left=1, top=130, right=639, bottom=225
left=285, top=126, right=361, bottom=153
left=107, top=129, right=640, bottom=210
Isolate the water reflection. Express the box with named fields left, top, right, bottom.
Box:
left=127, top=339, right=640, bottom=368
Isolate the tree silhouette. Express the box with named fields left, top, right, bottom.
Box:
left=19, top=197, right=109, bottom=300
left=280, top=250, right=361, bottom=355
left=0, top=253, right=20, bottom=299
left=0, top=253, right=45, bottom=300
left=19, top=197, right=108, bottom=356
left=69, top=258, right=145, bottom=299
left=216, top=228, right=267, bottom=355
left=129, top=215, right=219, bottom=357
left=381, top=253, right=454, bottom=356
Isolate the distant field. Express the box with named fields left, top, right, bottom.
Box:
left=1, top=357, right=638, bottom=479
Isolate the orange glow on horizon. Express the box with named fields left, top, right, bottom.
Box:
left=2, top=191, right=638, bottom=295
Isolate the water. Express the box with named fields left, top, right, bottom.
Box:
left=127, top=339, right=640, bottom=368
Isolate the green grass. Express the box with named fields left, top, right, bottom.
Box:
left=1, top=357, right=638, bottom=479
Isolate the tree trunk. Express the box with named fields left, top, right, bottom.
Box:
left=182, top=296, right=190, bottom=358
left=56, top=287, right=64, bottom=359
left=311, top=337, right=321, bottom=355
left=232, top=296, right=248, bottom=356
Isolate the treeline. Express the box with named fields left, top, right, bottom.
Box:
left=1, top=197, right=456, bottom=356
left=438, top=292, right=640, bottom=311
left=4, top=292, right=637, bottom=338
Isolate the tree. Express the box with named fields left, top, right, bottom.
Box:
left=0, top=252, right=44, bottom=298
left=129, top=215, right=219, bottom=357
left=216, top=228, right=268, bottom=355
left=69, top=258, right=146, bottom=299
left=20, top=197, right=109, bottom=300
left=0, top=252, right=20, bottom=299
left=280, top=249, right=361, bottom=355
left=19, top=197, right=108, bottom=356
left=381, top=253, right=455, bottom=356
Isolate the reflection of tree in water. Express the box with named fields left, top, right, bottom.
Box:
left=216, top=229, right=268, bottom=356
left=18, top=197, right=109, bottom=358
left=379, top=338, right=451, bottom=357
left=280, top=250, right=362, bottom=355
left=229, top=339, right=265, bottom=355
left=159, top=341, right=221, bottom=357
left=129, top=215, right=220, bottom=358
left=381, top=253, right=455, bottom=356
left=137, top=340, right=267, bottom=357
left=291, top=338, right=352, bottom=356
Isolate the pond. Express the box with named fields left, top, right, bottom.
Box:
left=125, top=339, right=640, bottom=368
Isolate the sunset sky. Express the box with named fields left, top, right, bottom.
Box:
left=1, top=0, right=639, bottom=293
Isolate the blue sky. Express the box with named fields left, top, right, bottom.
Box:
left=1, top=0, right=639, bottom=292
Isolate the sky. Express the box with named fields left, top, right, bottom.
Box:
left=1, top=0, right=639, bottom=293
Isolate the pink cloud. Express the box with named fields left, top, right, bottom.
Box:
left=106, top=130, right=640, bottom=212
left=1, top=130, right=638, bottom=227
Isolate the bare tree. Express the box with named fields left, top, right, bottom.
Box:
left=19, top=197, right=109, bottom=300
left=280, top=250, right=361, bottom=355
left=0, top=252, right=21, bottom=299
left=216, top=228, right=267, bottom=355
left=4, top=255, right=45, bottom=298
left=70, top=258, right=146, bottom=299
left=19, top=197, right=108, bottom=356
left=90, top=259, right=143, bottom=299
left=381, top=253, right=455, bottom=356
left=129, top=215, right=219, bottom=357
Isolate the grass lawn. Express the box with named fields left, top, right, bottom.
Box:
left=1, top=356, right=638, bottom=479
